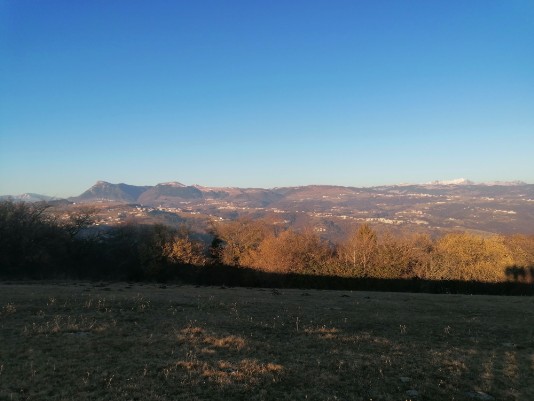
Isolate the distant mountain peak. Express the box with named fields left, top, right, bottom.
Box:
left=422, top=178, right=527, bottom=187
left=425, top=178, right=475, bottom=186
left=158, top=181, right=186, bottom=187
left=75, top=181, right=151, bottom=203
left=0, top=193, right=57, bottom=202
left=481, top=180, right=527, bottom=186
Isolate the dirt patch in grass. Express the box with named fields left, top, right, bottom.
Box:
left=0, top=282, right=533, bottom=400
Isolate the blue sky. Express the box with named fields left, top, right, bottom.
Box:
left=1, top=0, right=533, bottom=197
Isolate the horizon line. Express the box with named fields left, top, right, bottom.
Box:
left=2, top=177, right=532, bottom=199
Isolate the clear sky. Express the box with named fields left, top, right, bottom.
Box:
left=1, top=0, right=533, bottom=197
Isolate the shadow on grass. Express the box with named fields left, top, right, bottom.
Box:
left=505, top=265, right=534, bottom=284
left=168, top=264, right=534, bottom=296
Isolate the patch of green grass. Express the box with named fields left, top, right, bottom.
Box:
left=0, top=282, right=533, bottom=400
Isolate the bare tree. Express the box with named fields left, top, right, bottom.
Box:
left=338, top=224, right=378, bottom=276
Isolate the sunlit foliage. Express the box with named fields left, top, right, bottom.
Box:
left=1, top=200, right=533, bottom=286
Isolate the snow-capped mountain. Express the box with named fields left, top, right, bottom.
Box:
left=159, top=182, right=186, bottom=187
left=424, top=178, right=475, bottom=186
left=481, top=180, right=527, bottom=186
left=423, top=178, right=528, bottom=187
left=0, top=193, right=57, bottom=202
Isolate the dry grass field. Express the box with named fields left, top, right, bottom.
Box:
left=0, top=282, right=533, bottom=401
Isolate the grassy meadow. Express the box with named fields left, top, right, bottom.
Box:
left=0, top=282, right=533, bottom=400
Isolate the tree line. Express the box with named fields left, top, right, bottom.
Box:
left=1, top=200, right=533, bottom=290
left=210, top=217, right=534, bottom=283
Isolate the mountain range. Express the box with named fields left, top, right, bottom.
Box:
left=3, top=179, right=533, bottom=236
left=70, top=179, right=531, bottom=205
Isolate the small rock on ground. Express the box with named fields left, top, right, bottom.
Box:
left=406, top=389, right=418, bottom=397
